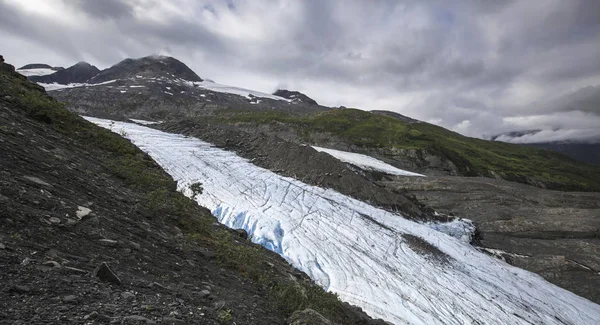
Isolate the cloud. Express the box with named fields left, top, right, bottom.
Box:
left=1, top=0, right=599, bottom=142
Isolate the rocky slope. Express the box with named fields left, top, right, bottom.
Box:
left=0, top=58, right=385, bottom=324
left=382, top=175, right=600, bottom=303
left=29, top=62, right=100, bottom=85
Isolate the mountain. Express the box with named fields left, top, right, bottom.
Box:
left=19, top=63, right=64, bottom=70
left=525, top=142, right=600, bottom=165
left=0, top=58, right=386, bottom=324
left=43, top=56, right=330, bottom=119
left=273, top=89, right=318, bottom=105
left=87, top=55, right=202, bottom=84
left=5, top=53, right=600, bottom=323
left=371, top=110, right=421, bottom=123
left=29, top=61, right=100, bottom=84
left=492, top=130, right=600, bottom=165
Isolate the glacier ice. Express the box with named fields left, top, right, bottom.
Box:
left=312, top=146, right=425, bottom=177
left=86, top=117, right=600, bottom=325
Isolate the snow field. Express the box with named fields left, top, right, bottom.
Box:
left=312, top=146, right=424, bottom=177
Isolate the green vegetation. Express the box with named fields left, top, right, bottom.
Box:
left=217, top=309, right=232, bottom=324
left=0, top=65, right=353, bottom=323
left=212, top=109, right=600, bottom=191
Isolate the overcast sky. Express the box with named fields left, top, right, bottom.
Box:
left=1, top=0, right=599, bottom=143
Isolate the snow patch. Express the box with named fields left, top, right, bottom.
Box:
left=312, top=146, right=424, bottom=177
left=128, top=119, right=161, bottom=125
left=17, top=68, right=56, bottom=77
left=184, top=80, right=290, bottom=101
left=84, top=117, right=600, bottom=325
left=38, top=79, right=117, bottom=91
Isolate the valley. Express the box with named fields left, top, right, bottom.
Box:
left=3, top=54, right=600, bottom=324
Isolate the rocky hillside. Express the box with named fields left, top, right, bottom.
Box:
left=200, top=109, right=600, bottom=192
left=0, top=56, right=385, bottom=324
left=29, top=62, right=100, bottom=84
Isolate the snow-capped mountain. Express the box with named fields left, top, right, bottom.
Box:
left=87, top=117, right=600, bottom=325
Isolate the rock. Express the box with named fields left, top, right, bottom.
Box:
left=196, top=248, right=216, bottom=259
left=94, top=262, right=121, bottom=285
left=64, top=266, right=87, bottom=274
left=287, top=309, right=333, bottom=325
left=129, top=241, right=141, bottom=250
left=234, top=229, right=249, bottom=239
left=162, top=317, right=185, bottom=324
left=123, top=315, right=155, bottom=324
left=12, top=285, right=30, bottom=293
left=121, top=291, right=135, bottom=300
left=62, top=295, right=78, bottom=304
left=98, top=239, right=118, bottom=247
left=75, top=206, right=92, bottom=219
left=0, top=243, right=5, bottom=249
left=48, top=217, right=61, bottom=224
left=22, top=176, right=52, bottom=188
left=83, top=311, right=98, bottom=320
left=199, top=289, right=211, bottom=298
left=42, top=260, right=61, bottom=269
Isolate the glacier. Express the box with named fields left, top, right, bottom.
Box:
left=312, top=146, right=425, bottom=177
left=86, top=117, right=600, bottom=325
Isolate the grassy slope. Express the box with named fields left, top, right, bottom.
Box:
left=212, top=109, right=600, bottom=192
left=0, top=64, right=352, bottom=322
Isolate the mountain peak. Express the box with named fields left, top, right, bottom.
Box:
left=87, top=55, right=202, bottom=84
left=273, top=89, right=318, bottom=105
left=28, top=61, right=99, bottom=84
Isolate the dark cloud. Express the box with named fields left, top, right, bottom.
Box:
left=1, top=0, right=599, bottom=142
left=74, top=0, right=135, bottom=20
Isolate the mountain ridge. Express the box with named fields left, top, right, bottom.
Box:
left=87, top=55, right=203, bottom=84
left=29, top=61, right=100, bottom=84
